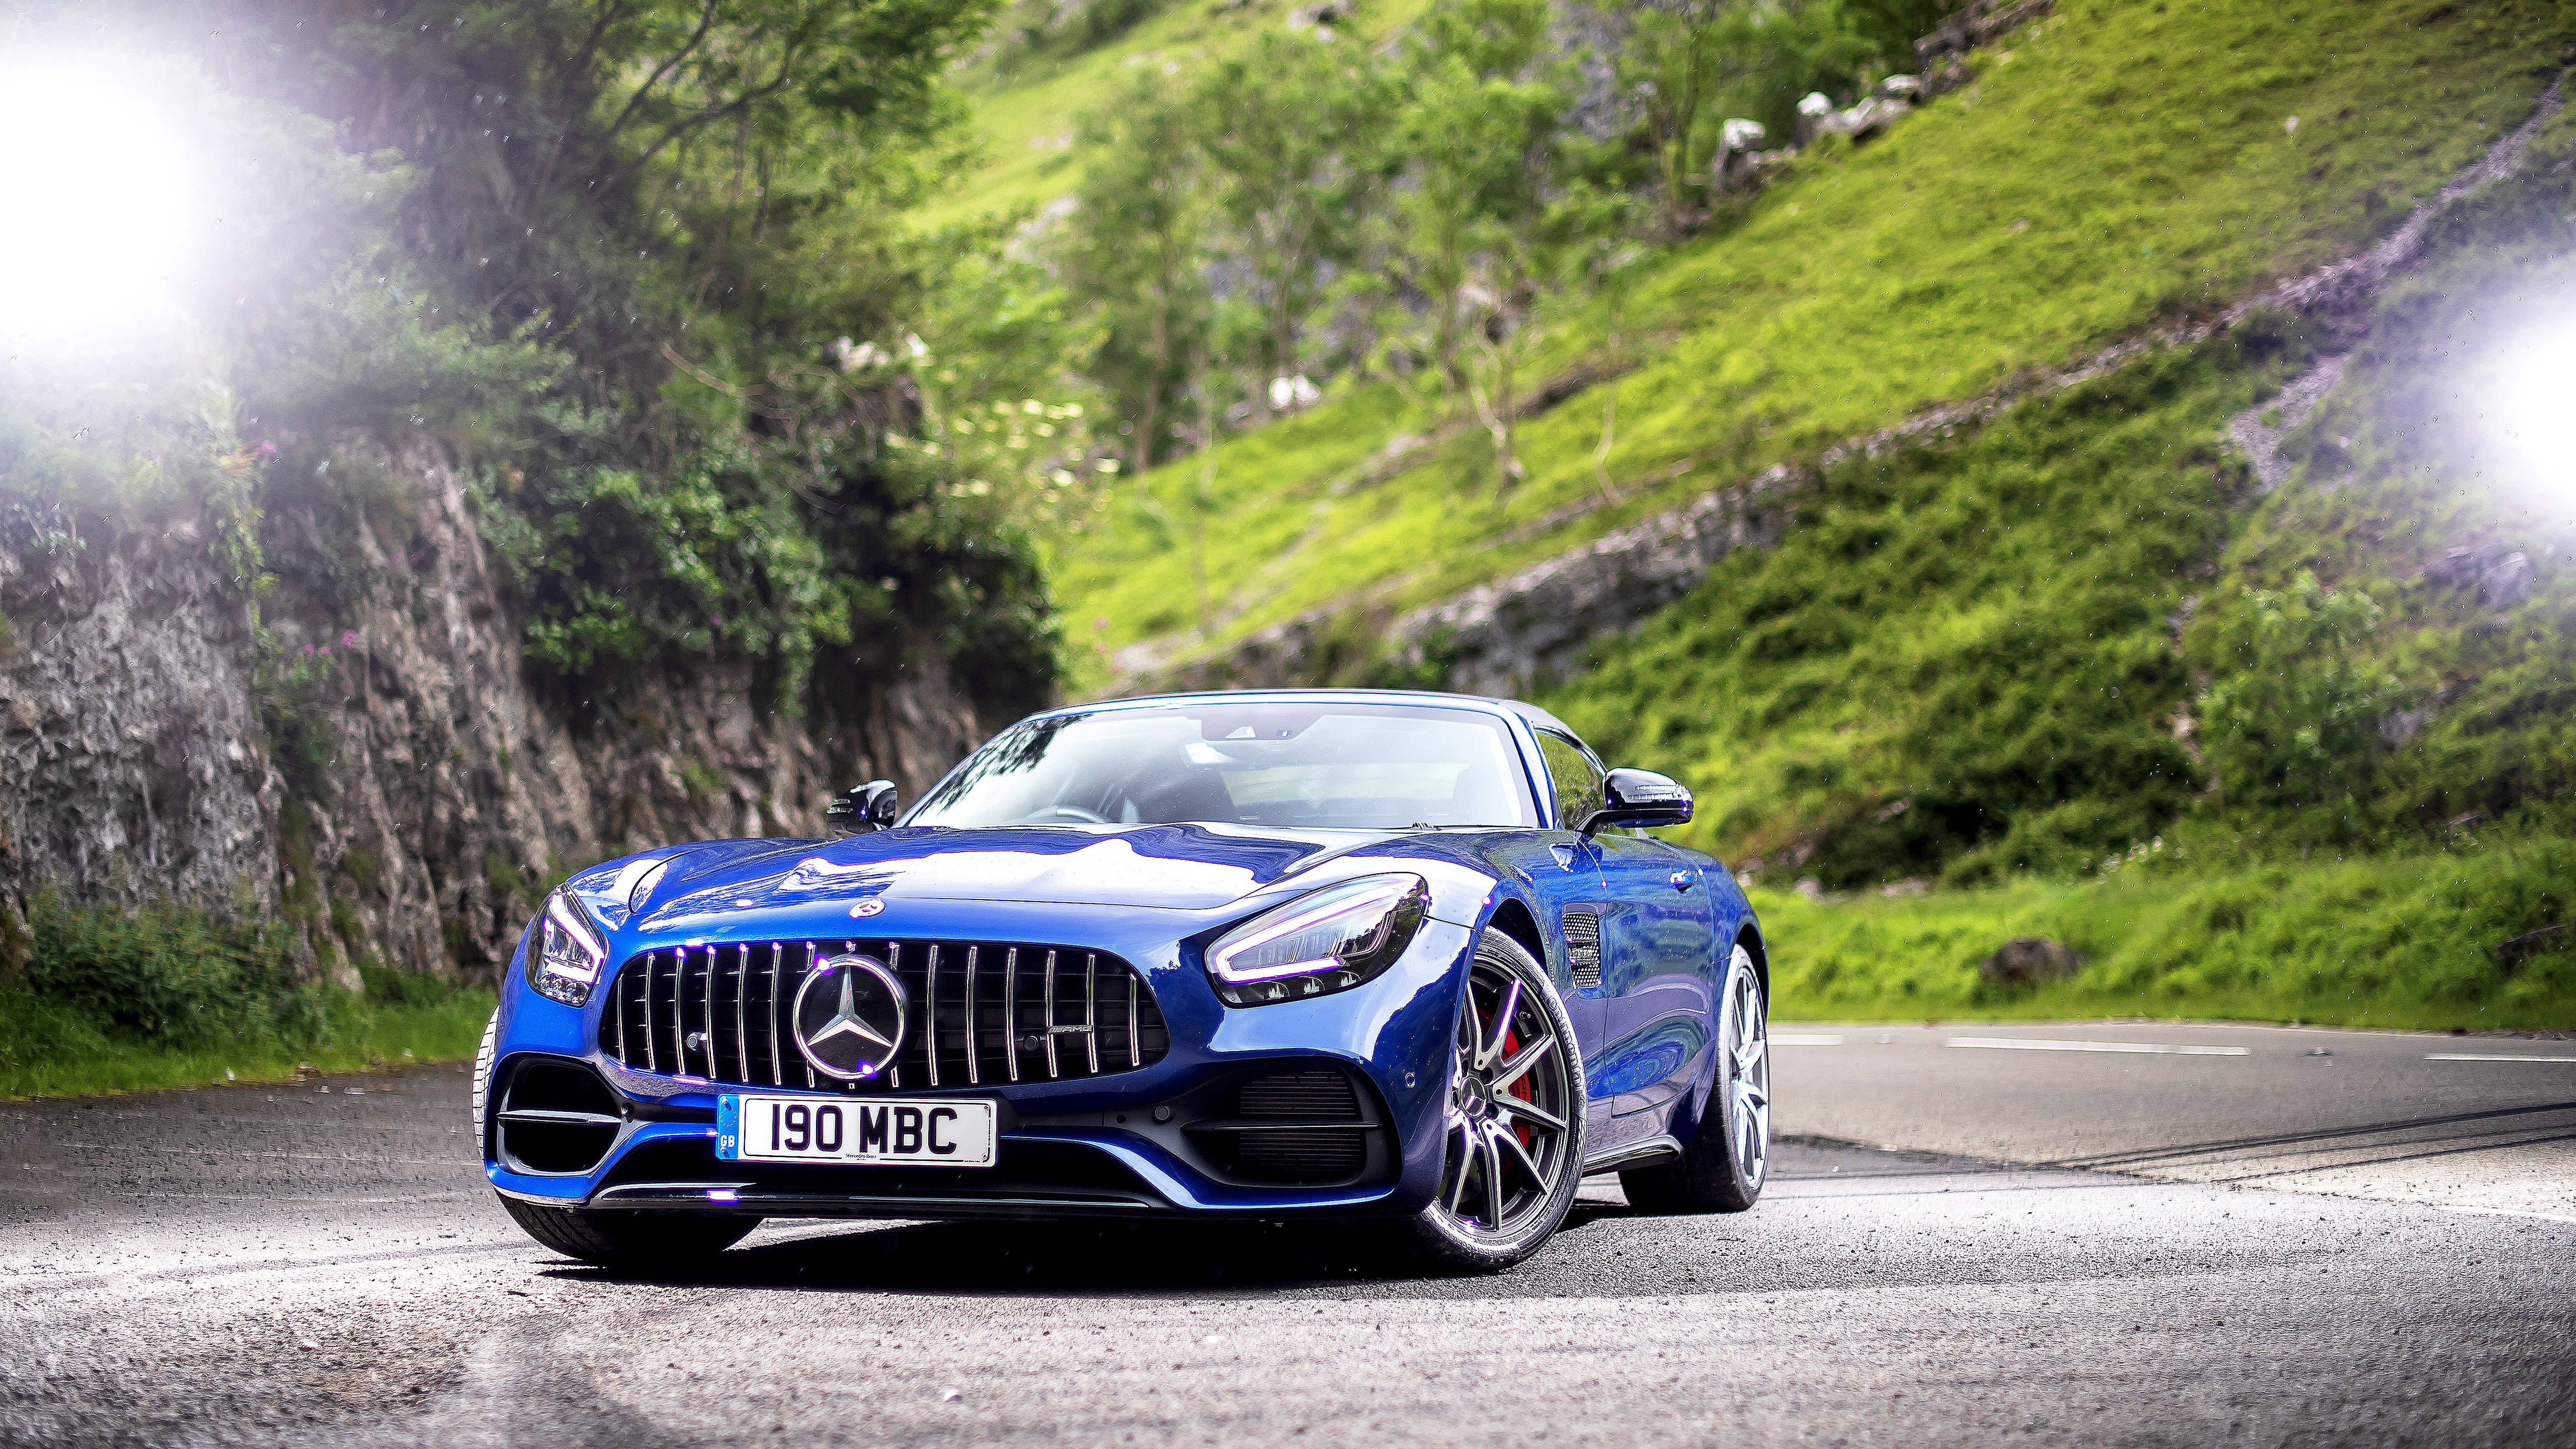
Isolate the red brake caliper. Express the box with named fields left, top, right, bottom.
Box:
left=1500, top=1022, right=1535, bottom=1150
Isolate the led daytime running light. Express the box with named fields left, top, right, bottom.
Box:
left=529, top=888, right=608, bottom=1007
left=1206, top=873, right=1429, bottom=1006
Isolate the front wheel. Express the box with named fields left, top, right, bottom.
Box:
left=1394, top=930, right=1586, bottom=1273
left=500, top=1196, right=761, bottom=1268
left=1621, top=942, right=1769, bottom=1214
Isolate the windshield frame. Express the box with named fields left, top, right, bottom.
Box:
left=900, top=694, right=1555, bottom=833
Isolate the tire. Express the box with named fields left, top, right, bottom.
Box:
left=499, top=1195, right=762, bottom=1268
left=470, top=1009, right=499, bottom=1159
left=1621, top=942, right=1769, bottom=1214
left=1394, top=929, right=1587, bottom=1273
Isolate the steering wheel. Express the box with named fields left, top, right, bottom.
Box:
left=1016, top=805, right=1111, bottom=825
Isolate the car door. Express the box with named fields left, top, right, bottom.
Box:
left=1527, top=732, right=1620, bottom=1142
left=1538, top=730, right=1718, bottom=1156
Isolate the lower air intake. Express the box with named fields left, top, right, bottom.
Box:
left=1187, top=1065, right=1380, bottom=1187
left=493, top=1058, right=622, bottom=1175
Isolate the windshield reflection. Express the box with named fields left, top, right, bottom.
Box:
left=912, top=702, right=1538, bottom=831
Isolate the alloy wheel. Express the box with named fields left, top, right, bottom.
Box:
left=1434, top=947, right=1576, bottom=1239
left=1723, top=949, right=1770, bottom=1190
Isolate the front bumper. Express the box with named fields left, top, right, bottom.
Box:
left=484, top=898, right=1478, bottom=1220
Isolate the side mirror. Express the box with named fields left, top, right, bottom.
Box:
left=1580, top=768, right=1694, bottom=836
left=826, top=779, right=901, bottom=836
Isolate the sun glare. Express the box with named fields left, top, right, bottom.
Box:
left=2489, top=312, right=2576, bottom=499
left=0, top=64, right=199, bottom=348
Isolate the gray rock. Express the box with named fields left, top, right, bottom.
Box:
left=2379, top=703, right=2438, bottom=747
left=1713, top=119, right=1770, bottom=191
left=1980, top=937, right=2085, bottom=989
left=2494, top=924, right=2572, bottom=970
left=1914, top=0, right=2055, bottom=70
left=2424, top=544, right=2536, bottom=610
left=1, top=439, right=980, bottom=985
left=1794, top=91, right=1835, bottom=147
left=1286, top=0, right=1352, bottom=29
left=1840, top=96, right=1911, bottom=140
left=1876, top=74, right=1923, bottom=102
left=2481, top=553, right=2536, bottom=609
left=1388, top=465, right=1804, bottom=698
left=1803, top=96, right=1912, bottom=146
left=1923, top=55, right=1975, bottom=97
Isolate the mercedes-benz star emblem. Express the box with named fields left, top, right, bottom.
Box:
left=791, top=955, right=907, bottom=1081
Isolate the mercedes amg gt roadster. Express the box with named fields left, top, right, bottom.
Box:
left=477, top=689, right=1772, bottom=1272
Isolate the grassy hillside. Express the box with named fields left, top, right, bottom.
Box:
left=1557, top=95, right=2576, bottom=869
left=1749, top=835, right=2576, bottom=1031
left=1550, top=91, right=2576, bottom=1025
left=929, top=0, right=1438, bottom=229
left=994, top=0, right=2576, bottom=1026
left=1055, top=0, right=2571, bottom=686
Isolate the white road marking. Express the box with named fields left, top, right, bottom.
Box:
left=2433, top=1203, right=2576, bottom=1226
left=2425, top=1053, right=2576, bottom=1063
left=1944, top=1037, right=2251, bottom=1056
left=1771, top=1034, right=1845, bottom=1046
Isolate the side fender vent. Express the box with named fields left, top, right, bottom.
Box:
left=1564, top=910, right=1601, bottom=991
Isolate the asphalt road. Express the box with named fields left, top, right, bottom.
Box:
left=4, top=1024, right=2572, bottom=1448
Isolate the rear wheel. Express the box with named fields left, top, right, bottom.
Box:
left=1621, top=942, right=1769, bottom=1214
left=1396, top=930, right=1585, bottom=1273
left=499, top=1195, right=761, bottom=1268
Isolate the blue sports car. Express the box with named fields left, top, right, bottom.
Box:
left=476, top=689, right=1772, bottom=1272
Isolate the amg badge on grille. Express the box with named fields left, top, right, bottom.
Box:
left=791, top=955, right=907, bottom=1081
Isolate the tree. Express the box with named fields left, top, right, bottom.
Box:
left=1617, top=0, right=1763, bottom=233
left=1192, top=34, right=1389, bottom=417
left=1390, top=0, right=1571, bottom=400
left=1061, top=71, right=1211, bottom=476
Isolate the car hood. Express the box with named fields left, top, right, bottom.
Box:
left=633, top=823, right=1395, bottom=924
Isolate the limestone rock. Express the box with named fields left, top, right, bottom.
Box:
left=2424, top=544, right=2537, bottom=610
left=1915, top=0, right=2055, bottom=71
left=1713, top=119, right=1770, bottom=191
left=1980, top=937, right=2085, bottom=989
left=1800, top=94, right=1912, bottom=146
left=1794, top=91, right=1835, bottom=147
left=1923, top=55, right=1975, bottom=97
left=1387, top=465, right=1805, bottom=698
left=0, top=438, right=981, bottom=985
left=1286, top=0, right=1352, bottom=30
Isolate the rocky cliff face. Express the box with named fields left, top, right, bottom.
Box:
left=0, top=440, right=985, bottom=986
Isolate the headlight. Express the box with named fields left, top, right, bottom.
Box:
left=528, top=889, right=608, bottom=1007
left=1206, top=873, right=1429, bottom=1006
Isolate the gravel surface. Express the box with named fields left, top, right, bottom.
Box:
left=3, top=1032, right=2571, bottom=1447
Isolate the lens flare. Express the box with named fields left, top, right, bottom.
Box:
left=0, top=64, right=199, bottom=347
left=2489, top=313, right=2576, bottom=498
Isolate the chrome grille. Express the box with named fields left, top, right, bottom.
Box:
left=1564, top=910, right=1602, bottom=990
left=602, top=939, right=1169, bottom=1091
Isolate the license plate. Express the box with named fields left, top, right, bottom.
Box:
left=717, top=1095, right=998, bottom=1167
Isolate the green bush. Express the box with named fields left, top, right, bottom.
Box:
left=3, top=898, right=498, bottom=1100
left=25, top=895, right=316, bottom=1050
left=2200, top=571, right=2416, bottom=816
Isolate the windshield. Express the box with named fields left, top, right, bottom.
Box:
left=909, top=701, right=1540, bottom=830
